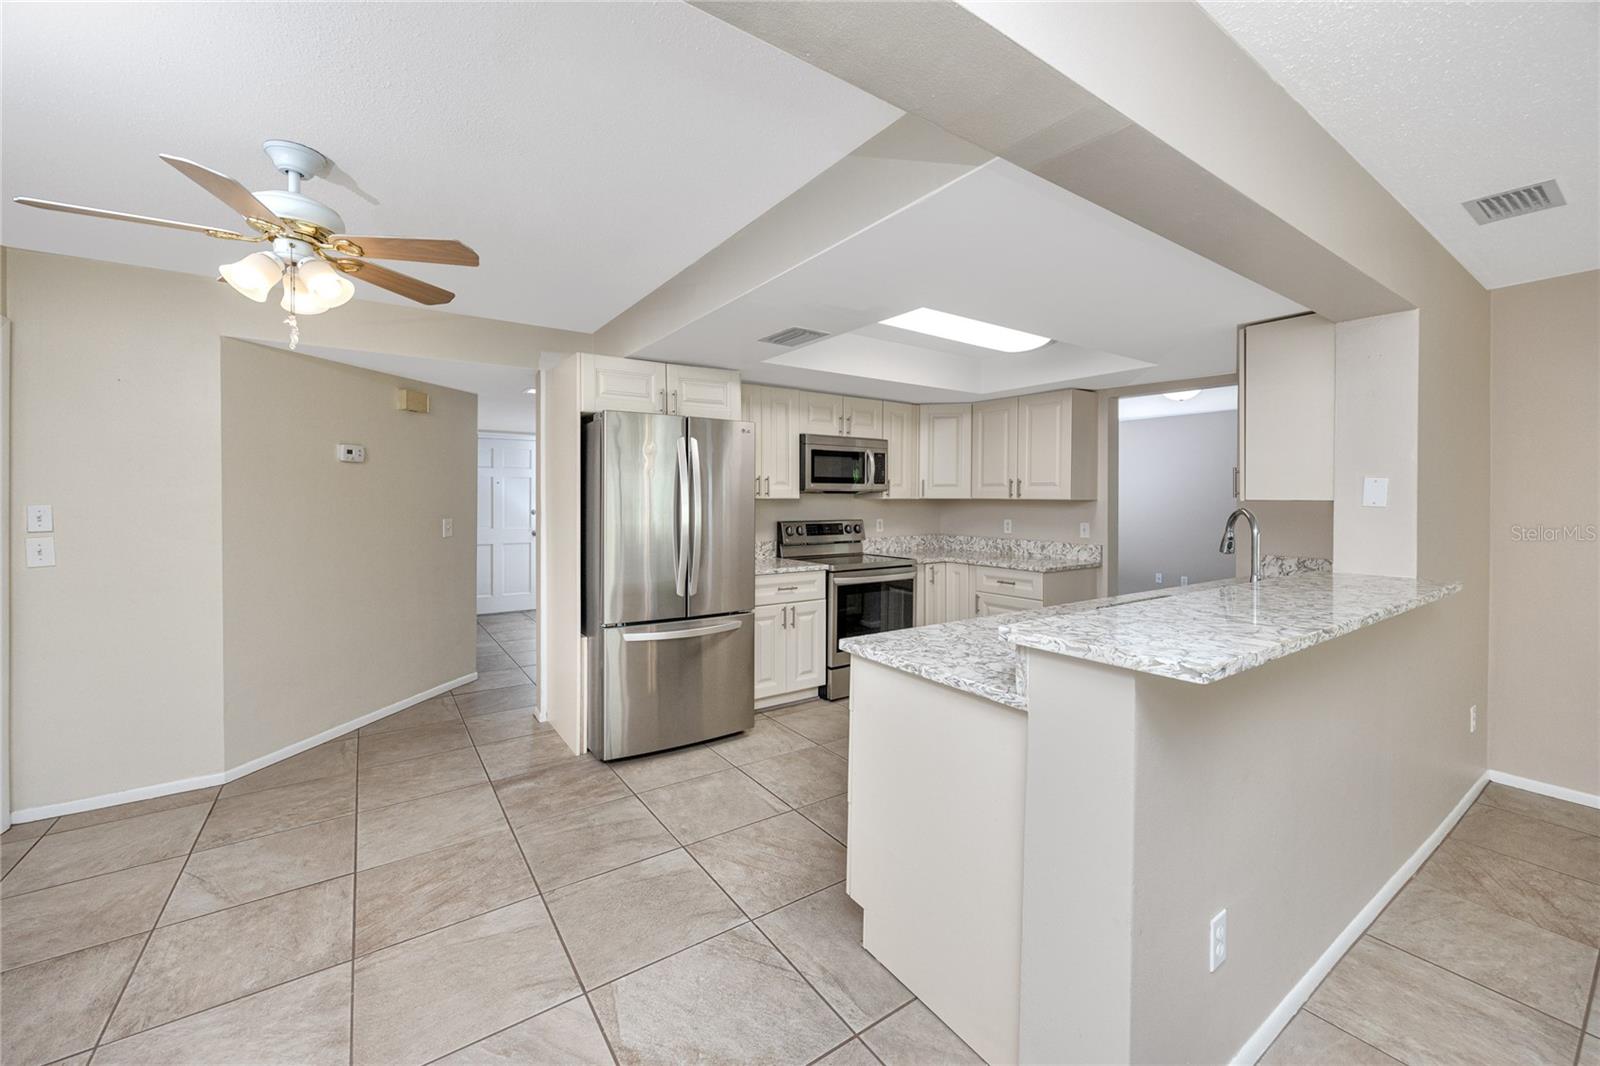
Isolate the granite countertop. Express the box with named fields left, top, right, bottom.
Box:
left=889, top=547, right=1100, bottom=573
left=841, top=562, right=1459, bottom=705
left=866, top=535, right=1102, bottom=574
left=755, top=556, right=829, bottom=576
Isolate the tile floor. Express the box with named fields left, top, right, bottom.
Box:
left=0, top=612, right=982, bottom=1066
left=1262, top=781, right=1600, bottom=1066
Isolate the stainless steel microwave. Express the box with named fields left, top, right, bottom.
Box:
left=800, top=434, right=889, bottom=494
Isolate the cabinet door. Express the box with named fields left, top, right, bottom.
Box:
left=1017, top=389, right=1098, bottom=500
left=842, top=397, right=883, bottom=438
left=882, top=402, right=920, bottom=499
left=975, top=591, right=1039, bottom=617
left=799, top=391, right=844, bottom=435
left=943, top=563, right=975, bottom=621
left=753, top=604, right=788, bottom=700
left=666, top=364, right=741, bottom=419
left=579, top=353, right=666, bottom=414
left=787, top=600, right=827, bottom=691
left=971, top=398, right=1018, bottom=499
left=744, top=385, right=768, bottom=498
left=1239, top=314, right=1334, bottom=500
left=919, top=404, right=972, bottom=498
left=761, top=387, right=801, bottom=499
left=917, top=563, right=940, bottom=625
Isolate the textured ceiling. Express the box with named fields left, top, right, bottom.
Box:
left=1201, top=1, right=1598, bottom=289
left=0, top=2, right=900, bottom=331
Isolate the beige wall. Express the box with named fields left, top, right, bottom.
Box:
left=1333, top=311, right=1420, bottom=578
left=221, top=341, right=476, bottom=766
left=4, top=249, right=579, bottom=812
left=1488, top=270, right=1600, bottom=794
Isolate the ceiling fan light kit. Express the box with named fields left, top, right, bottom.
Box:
left=15, top=139, right=479, bottom=348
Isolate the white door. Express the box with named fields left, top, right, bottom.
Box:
left=478, top=433, right=537, bottom=614
left=753, top=604, right=788, bottom=700
left=788, top=600, right=827, bottom=691
left=971, top=398, right=1018, bottom=499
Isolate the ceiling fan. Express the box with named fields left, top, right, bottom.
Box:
left=14, top=139, right=479, bottom=346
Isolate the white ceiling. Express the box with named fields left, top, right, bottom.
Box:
left=633, top=159, right=1303, bottom=402
left=293, top=344, right=536, bottom=436
left=0, top=2, right=900, bottom=331
left=1118, top=386, right=1238, bottom=423
left=1201, top=1, right=1599, bottom=290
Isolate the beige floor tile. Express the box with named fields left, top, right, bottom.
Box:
left=455, top=684, right=538, bottom=719
left=1, top=818, right=54, bottom=843
left=757, top=883, right=911, bottom=1031
left=590, top=924, right=849, bottom=1065
left=1417, top=838, right=1600, bottom=952
left=815, top=1039, right=881, bottom=1066
left=495, top=758, right=631, bottom=829
left=476, top=730, right=571, bottom=781
left=499, top=639, right=537, bottom=667
left=197, top=773, right=356, bottom=852
left=355, top=828, right=537, bottom=955
left=1452, top=804, right=1600, bottom=883
left=1306, top=936, right=1579, bottom=1065
left=1260, top=1012, right=1400, bottom=1065
left=2, top=805, right=207, bottom=898
left=861, top=1001, right=984, bottom=1066
left=357, top=746, right=488, bottom=811
left=221, top=739, right=358, bottom=799
left=476, top=649, right=517, bottom=674
left=1478, top=784, right=1600, bottom=838
left=826, top=736, right=849, bottom=758
left=1369, top=880, right=1596, bottom=1024
left=356, top=782, right=508, bottom=871
left=104, top=876, right=354, bottom=1042
left=352, top=898, right=579, bottom=1066
left=0, top=935, right=145, bottom=1066
left=358, top=720, right=473, bottom=769
left=769, top=701, right=850, bottom=744
left=1, top=835, right=40, bottom=878
left=160, top=816, right=354, bottom=926
left=1584, top=1036, right=1600, bottom=1066
left=690, top=812, right=846, bottom=918
left=49, top=788, right=217, bottom=835
left=636, top=768, right=788, bottom=844
left=544, top=849, right=744, bottom=989
left=481, top=621, right=535, bottom=642
left=1, top=858, right=182, bottom=972
left=740, top=746, right=848, bottom=807
left=464, top=706, right=545, bottom=746
left=91, top=963, right=351, bottom=1065
left=454, top=669, right=534, bottom=696
left=434, top=998, right=612, bottom=1065
left=514, top=795, right=678, bottom=892
left=611, top=745, right=730, bottom=793
left=358, top=696, right=462, bottom=737
left=1591, top=979, right=1599, bottom=1037
left=800, top=794, right=849, bottom=845
left=707, top=716, right=815, bottom=765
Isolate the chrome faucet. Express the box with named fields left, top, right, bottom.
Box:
left=1219, top=507, right=1263, bottom=582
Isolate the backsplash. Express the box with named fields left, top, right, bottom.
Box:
left=868, top=535, right=1103, bottom=565
left=1259, top=554, right=1333, bottom=577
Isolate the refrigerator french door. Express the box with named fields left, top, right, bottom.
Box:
left=584, top=411, right=755, bottom=759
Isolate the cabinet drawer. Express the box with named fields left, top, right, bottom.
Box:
left=973, top=566, right=1042, bottom=600
left=975, top=591, right=1039, bottom=617
left=756, top=571, right=826, bottom=606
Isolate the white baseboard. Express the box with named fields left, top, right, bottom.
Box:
left=10, top=672, right=477, bottom=824
left=1230, top=769, right=1490, bottom=1066
left=1487, top=769, right=1600, bottom=810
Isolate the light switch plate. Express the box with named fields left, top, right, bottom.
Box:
left=1079, top=522, right=1091, bottom=539
left=26, top=504, right=53, bottom=532
left=1362, top=476, right=1389, bottom=507
left=1003, top=518, right=1013, bottom=534
left=441, top=518, right=454, bottom=538
left=26, top=536, right=56, bottom=568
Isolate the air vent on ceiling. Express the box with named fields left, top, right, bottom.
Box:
left=759, top=326, right=830, bottom=347
left=1463, top=180, right=1566, bottom=225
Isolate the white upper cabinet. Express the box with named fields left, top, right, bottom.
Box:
left=971, top=398, right=1019, bottom=499
left=1017, top=389, right=1098, bottom=500
left=842, top=396, right=883, bottom=438
left=882, top=401, right=920, bottom=499
left=579, top=353, right=667, bottom=414
left=920, top=403, right=972, bottom=499
left=798, top=392, right=844, bottom=436
left=666, top=364, right=741, bottom=419
left=746, top=384, right=800, bottom=499
left=1239, top=314, right=1334, bottom=501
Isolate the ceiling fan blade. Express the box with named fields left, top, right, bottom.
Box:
left=341, top=260, right=455, bottom=305
left=13, top=198, right=253, bottom=239
left=159, top=155, right=284, bottom=226
left=328, top=236, right=479, bottom=267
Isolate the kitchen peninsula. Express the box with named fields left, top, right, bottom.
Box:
left=841, top=567, right=1461, bottom=1065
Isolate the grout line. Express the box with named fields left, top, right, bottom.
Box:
left=748, top=913, right=859, bottom=1037
left=42, top=794, right=217, bottom=839
left=0, top=830, right=53, bottom=886
left=1440, top=823, right=1600, bottom=888
left=1367, top=934, right=1587, bottom=1034
left=1287, top=1010, right=1396, bottom=1065
left=349, top=710, right=362, bottom=1063
left=416, top=991, right=593, bottom=1065
left=1474, top=788, right=1600, bottom=841
left=1575, top=953, right=1600, bottom=1066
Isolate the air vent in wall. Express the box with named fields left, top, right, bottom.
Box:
left=759, top=326, right=830, bottom=347
left=1462, top=180, right=1566, bottom=225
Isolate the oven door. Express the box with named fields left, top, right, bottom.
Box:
left=828, top=568, right=917, bottom=667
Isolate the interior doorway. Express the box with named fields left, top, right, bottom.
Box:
left=477, top=432, right=537, bottom=614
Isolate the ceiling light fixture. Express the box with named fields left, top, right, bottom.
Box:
left=1163, top=390, right=1201, bottom=402
left=879, top=307, right=1051, bottom=353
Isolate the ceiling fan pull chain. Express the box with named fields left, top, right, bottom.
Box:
left=283, top=260, right=300, bottom=350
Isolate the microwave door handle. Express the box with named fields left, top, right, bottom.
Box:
left=675, top=437, right=691, bottom=596
left=688, top=435, right=704, bottom=596
left=865, top=450, right=875, bottom=490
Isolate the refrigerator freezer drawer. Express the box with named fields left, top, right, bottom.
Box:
left=592, top=613, right=755, bottom=760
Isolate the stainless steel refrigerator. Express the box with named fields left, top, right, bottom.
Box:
left=583, top=411, right=755, bottom=760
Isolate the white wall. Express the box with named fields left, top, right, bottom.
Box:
left=1116, top=409, right=1237, bottom=592
left=1333, top=311, right=1420, bottom=578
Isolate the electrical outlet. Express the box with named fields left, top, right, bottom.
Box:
left=26, top=504, right=53, bottom=532
left=1180, top=575, right=1189, bottom=587
left=1155, top=572, right=1164, bottom=586
left=1003, top=518, right=1013, bottom=535
left=441, top=518, right=454, bottom=538
left=1079, top=522, right=1091, bottom=539
left=26, top=536, right=56, bottom=568
left=1469, top=705, right=1478, bottom=734
left=875, top=518, right=883, bottom=532
left=1209, top=909, right=1228, bottom=973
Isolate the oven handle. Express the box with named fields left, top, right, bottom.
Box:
left=831, top=569, right=917, bottom=586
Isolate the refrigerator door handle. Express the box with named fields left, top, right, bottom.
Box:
left=688, top=434, right=704, bottom=596
left=621, top=618, right=743, bottom=643
left=675, top=436, right=691, bottom=596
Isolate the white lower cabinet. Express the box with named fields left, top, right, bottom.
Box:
left=975, top=591, right=1037, bottom=616
left=921, top=563, right=1099, bottom=625
left=754, top=572, right=827, bottom=707
left=788, top=600, right=826, bottom=690
left=753, top=605, right=788, bottom=701
left=919, top=562, right=976, bottom=625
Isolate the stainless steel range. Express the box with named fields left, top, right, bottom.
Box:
left=776, top=519, right=916, bottom=701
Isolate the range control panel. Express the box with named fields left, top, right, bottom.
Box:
left=777, top=519, right=864, bottom=547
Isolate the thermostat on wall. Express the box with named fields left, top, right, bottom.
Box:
left=337, top=443, right=366, bottom=463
